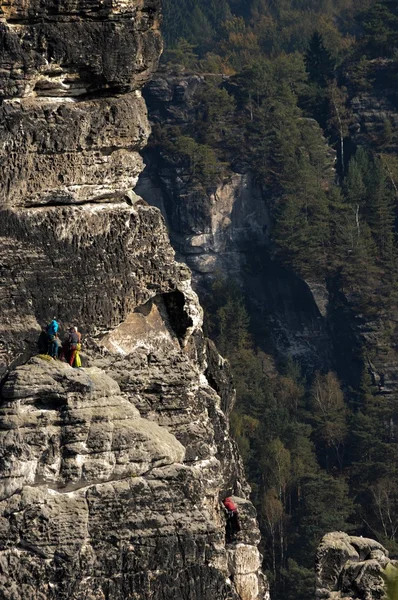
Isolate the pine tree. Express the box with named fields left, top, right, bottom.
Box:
left=292, top=474, right=353, bottom=564
left=358, top=1, right=398, bottom=58
left=304, top=32, right=334, bottom=88
left=163, top=39, right=199, bottom=69
left=344, top=149, right=369, bottom=209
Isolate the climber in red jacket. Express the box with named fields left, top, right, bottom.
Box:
left=223, top=497, right=241, bottom=541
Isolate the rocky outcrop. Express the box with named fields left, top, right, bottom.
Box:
left=136, top=71, right=270, bottom=281
left=316, top=532, right=397, bottom=600
left=137, top=164, right=270, bottom=279
left=0, top=2, right=268, bottom=599
left=349, top=59, right=398, bottom=154
left=136, top=70, right=335, bottom=373
left=0, top=327, right=268, bottom=599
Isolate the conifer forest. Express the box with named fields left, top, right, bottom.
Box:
left=157, top=2, right=398, bottom=598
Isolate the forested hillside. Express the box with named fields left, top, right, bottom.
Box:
left=156, top=2, right=398, bottom=599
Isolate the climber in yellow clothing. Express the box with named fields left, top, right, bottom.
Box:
left=66, top=327, right=82, bottom=367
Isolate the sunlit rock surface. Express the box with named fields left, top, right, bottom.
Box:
left=0, top=319, right=269, bottom=599
left=316, top=532, right=397, bottom=600
left=0, top=1, right=268, bottom=598
left=0, top=0, right=161, bottom=208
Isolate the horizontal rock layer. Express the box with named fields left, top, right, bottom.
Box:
left=0, top=201, right=183, bottom=373
left=0, top=0, right=161, bottom=208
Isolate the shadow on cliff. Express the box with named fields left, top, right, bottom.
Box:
left=242, top=252, right=364, bottom=387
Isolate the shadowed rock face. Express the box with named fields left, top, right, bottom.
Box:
left=0, top=0, right=162, bottom=96
left=135, top=72, right=337, bottom=374
left=136, top=73, right=271, bottom=281
left=0, top=2, right=268, bottom=599
left=349, top=59, right=398, bottom=154
left=316, top=532, right=397, bottom=600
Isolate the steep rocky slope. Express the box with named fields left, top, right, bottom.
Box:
left=137, top=67, right=398, bottom=387
left=136, top=70, right=336, bottom=373
left=0, top=2, right=268, bottom=599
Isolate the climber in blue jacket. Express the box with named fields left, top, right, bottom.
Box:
left=47, top=318, right=59, bottom=337
left=46, top=318, right=60, bottom=358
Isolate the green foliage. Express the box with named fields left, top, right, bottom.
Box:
left=332, top=148, right=398, bottom=315
left=162, top=0, right=368, bottom=62
left=310, top=372, right=348, bottom=472
left=248, top=0, right=362, bottom=58
left=172, top=135, right=222, bottom=186
left=357, top=1, right=398, bottom=58
left=292, top=474, right=354, bottom=562
left=281, top=560, right=315, bottom=600
left=159, top=5, right=398, bottom=599
left=162, top=0, right=231, bottom=49
left=350, top=385, right=398, bottom=550
left=203, top=278, right=355, bottom=599
left=225, top=56, right=334, bottom=278
left=151, top=124, right=224, bottom=188
left=194, top=81, right=237, bottom=147
left=383, top=565, right=398, bottom=600
left=305, top=32, right=335, bottom=88
left=163, top=39, right=199, bottom=70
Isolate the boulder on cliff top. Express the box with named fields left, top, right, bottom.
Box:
left=316, top=532, right=397, bottom=600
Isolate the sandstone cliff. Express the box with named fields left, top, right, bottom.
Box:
left=316, top=532, right=397, bottom=600
left=0, top=2, right=268, bottom=599
left=136, top=70, right=336, bottom=373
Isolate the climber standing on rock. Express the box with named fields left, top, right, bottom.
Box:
left=67, top=326, right=82, bottom=367
left=46, top=317, right=60, bottom=359
left=223, top=497, right=241, bottom=542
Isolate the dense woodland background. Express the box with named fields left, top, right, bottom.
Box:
left=158, top=2, right=398, bottom=599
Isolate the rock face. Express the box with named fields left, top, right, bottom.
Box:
left=136, top=71, right=335, bottom=373
left=0, top=340, right=268, bottom=599
left=316, top=532, right=397, bottom=600
left=0, top=2, right=268, bottom=599
left=0, top=0, right=163, bottom=372
left=0, top=0, right=162, bottom=208
left=138, top=164, right=269, bottom=278
left=349, top=59, right=398, bottom=154
left=136, top=72, right=270, bottom=280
